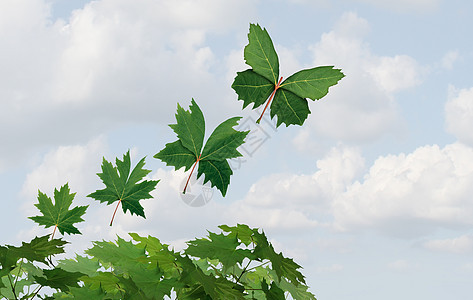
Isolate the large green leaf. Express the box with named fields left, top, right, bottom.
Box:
left=232, top=23, right=344, bottom=127
left=261, top=278, right=285, bottom=300
left=34, top=268, right=83, bottom=292
left=219, top=223, right=255, bottom=246
left=201, top=117, right=248, bottom=161
left=197, top=159, right=233, bottom=196
left=57, top=255, right=100, bottom=277
left=155, top=140, right=195, bottom=171
left=231, top=69, right=274, bottom=109
left=253, top=230, right=305, bottom=285
left=244, top=23, right=279, bottom=84
left=88, top=151, right=159, bottom=225
left=169, top=99, right=205, bottom=157
left=280, top=66, right=345, bottom=100
left=270, top=88, right=310, bottom=127
left=29, top=183, right=88, bottom=236
left=185, top=231, right=255, bottom=269
left=155, top=100, right=248, bottom=196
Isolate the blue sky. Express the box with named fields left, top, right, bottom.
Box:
left=1, top=0, right=473, bottom=299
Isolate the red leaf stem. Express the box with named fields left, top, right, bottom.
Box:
left=110, top=199, right=121, bottom=226
left=257, top=76, right=283, bottom=124
left=183, top=154, right=201, bottom=194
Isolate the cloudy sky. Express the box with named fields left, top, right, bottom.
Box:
left=1, top=0, right=473, bottom=299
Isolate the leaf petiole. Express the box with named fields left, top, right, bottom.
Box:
left=183, top=154, right=201, bottom=194
left=110, top=199, right=122, bottom=226
left=257, top=76, right=283, bottom=124
left=50, top=225, right=57, bottom=240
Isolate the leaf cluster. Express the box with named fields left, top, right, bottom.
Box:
left=1, top=225, right=315, bottom=299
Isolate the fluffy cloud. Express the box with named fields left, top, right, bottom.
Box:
left=226, top=146, right=365, bottom=230
left=441, top=50, right=460, bottom=70
left=354, top=0, right=441, bottom=12
left=0, top=0, right=255, bottom=171
left=333, top=143, right=473, bottom=237
left=293, top=12, right=422, bottom=148
left=387, top=259, right=417, bottom=271
left=230, top=139, right=473, bottom=238
left=20, top=136, right=107, bottom=215
left=424, top=235, right=473, bottom=254
left=445, top=86, right=473, bottom=146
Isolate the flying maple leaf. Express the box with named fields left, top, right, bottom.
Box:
left=232, top=23, right=345, bottom=127
left=87, top=151, right=159, bottom=226
left=29, top=184, right=88, bottom=238
left=154, top=99, right=249, bottom=197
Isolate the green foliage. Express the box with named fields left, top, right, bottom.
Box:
left=154, top=99, right=249, bottom=196
left=88, top=150, right=159, bottom=226
left=29, top=183, right=88, bottom=237
left=232, top=23, right=344, bottom=126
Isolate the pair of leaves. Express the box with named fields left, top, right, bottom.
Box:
left=88, top=151, right=159, bottom=226
left=232, top=23, right=345, bottom=127
left=29, top=183, right=88, bottom=237
left=154, top=99, right=249, bottom=196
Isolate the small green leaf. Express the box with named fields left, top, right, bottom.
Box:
left=280, top=66, right=345, bottom=100
left=29, top=183, right=88, bottom=236
left=253, top=230, right=305, bottom=285
left=34, top=268, right=83, bottom=292
left=245, top=23, right=279, bottom=84
left=231, top=69, right=274, bottom=109
left=201, top=117, right=248, bottom=161
left=261, top=278, right=285, bottom=300
left=185, top=231, right=255, bottom=269
left=197, top=159, right=233, bottom=196
left=88, top=151, right=159, bottom=225
left=57, top=255, right=100, bottom=277
left=169, top=99, right=205, bottom=158
left=154, top=140, right=195, bottom=171
left=219, top=224, right=254, bottom=246
left=270, top=88, right=310, bottom=127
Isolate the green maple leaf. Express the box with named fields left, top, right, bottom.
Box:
left=232, top=23, right=345, bottom=127
left=185, top=231, right=255, bottom=269
left=34, top=268, right=83, bottom=292
left=219, top=223, right=255, bottom=246
left=253, top=230, right=305, bottom=285
left=87, top=150, right=159, bottom=226
left=29, top=183, right=88, bottom=237
left=154, top=99, right=249, bottom=196
left=261, top=278, right=285, bottom=300
left=57, top=255, right=101, bottom=277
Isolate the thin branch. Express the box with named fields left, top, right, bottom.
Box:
left=7, top=274, right=19, bottom=300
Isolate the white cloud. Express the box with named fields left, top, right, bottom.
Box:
left=387, top=259, right=416, bottom=271
left=316, top=263, right=343, bottom=273
left=333, top=143, right=473, bottom=237
left=367, top=55, right=422, bottom=93
left=294, top=12, right=421, bottom=147
left=226, top=146, right=364, bottom=230
left=424, top=235, right=473, bottom=254
left=441, top=50, right=460, bottom=70
left=20, top=136, right=107, bottom=215
left=445, top=86, right=473, bottom=146
left=353, top=0, right=441, bottom=13
left=0, top=0, right=256, bottom=171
